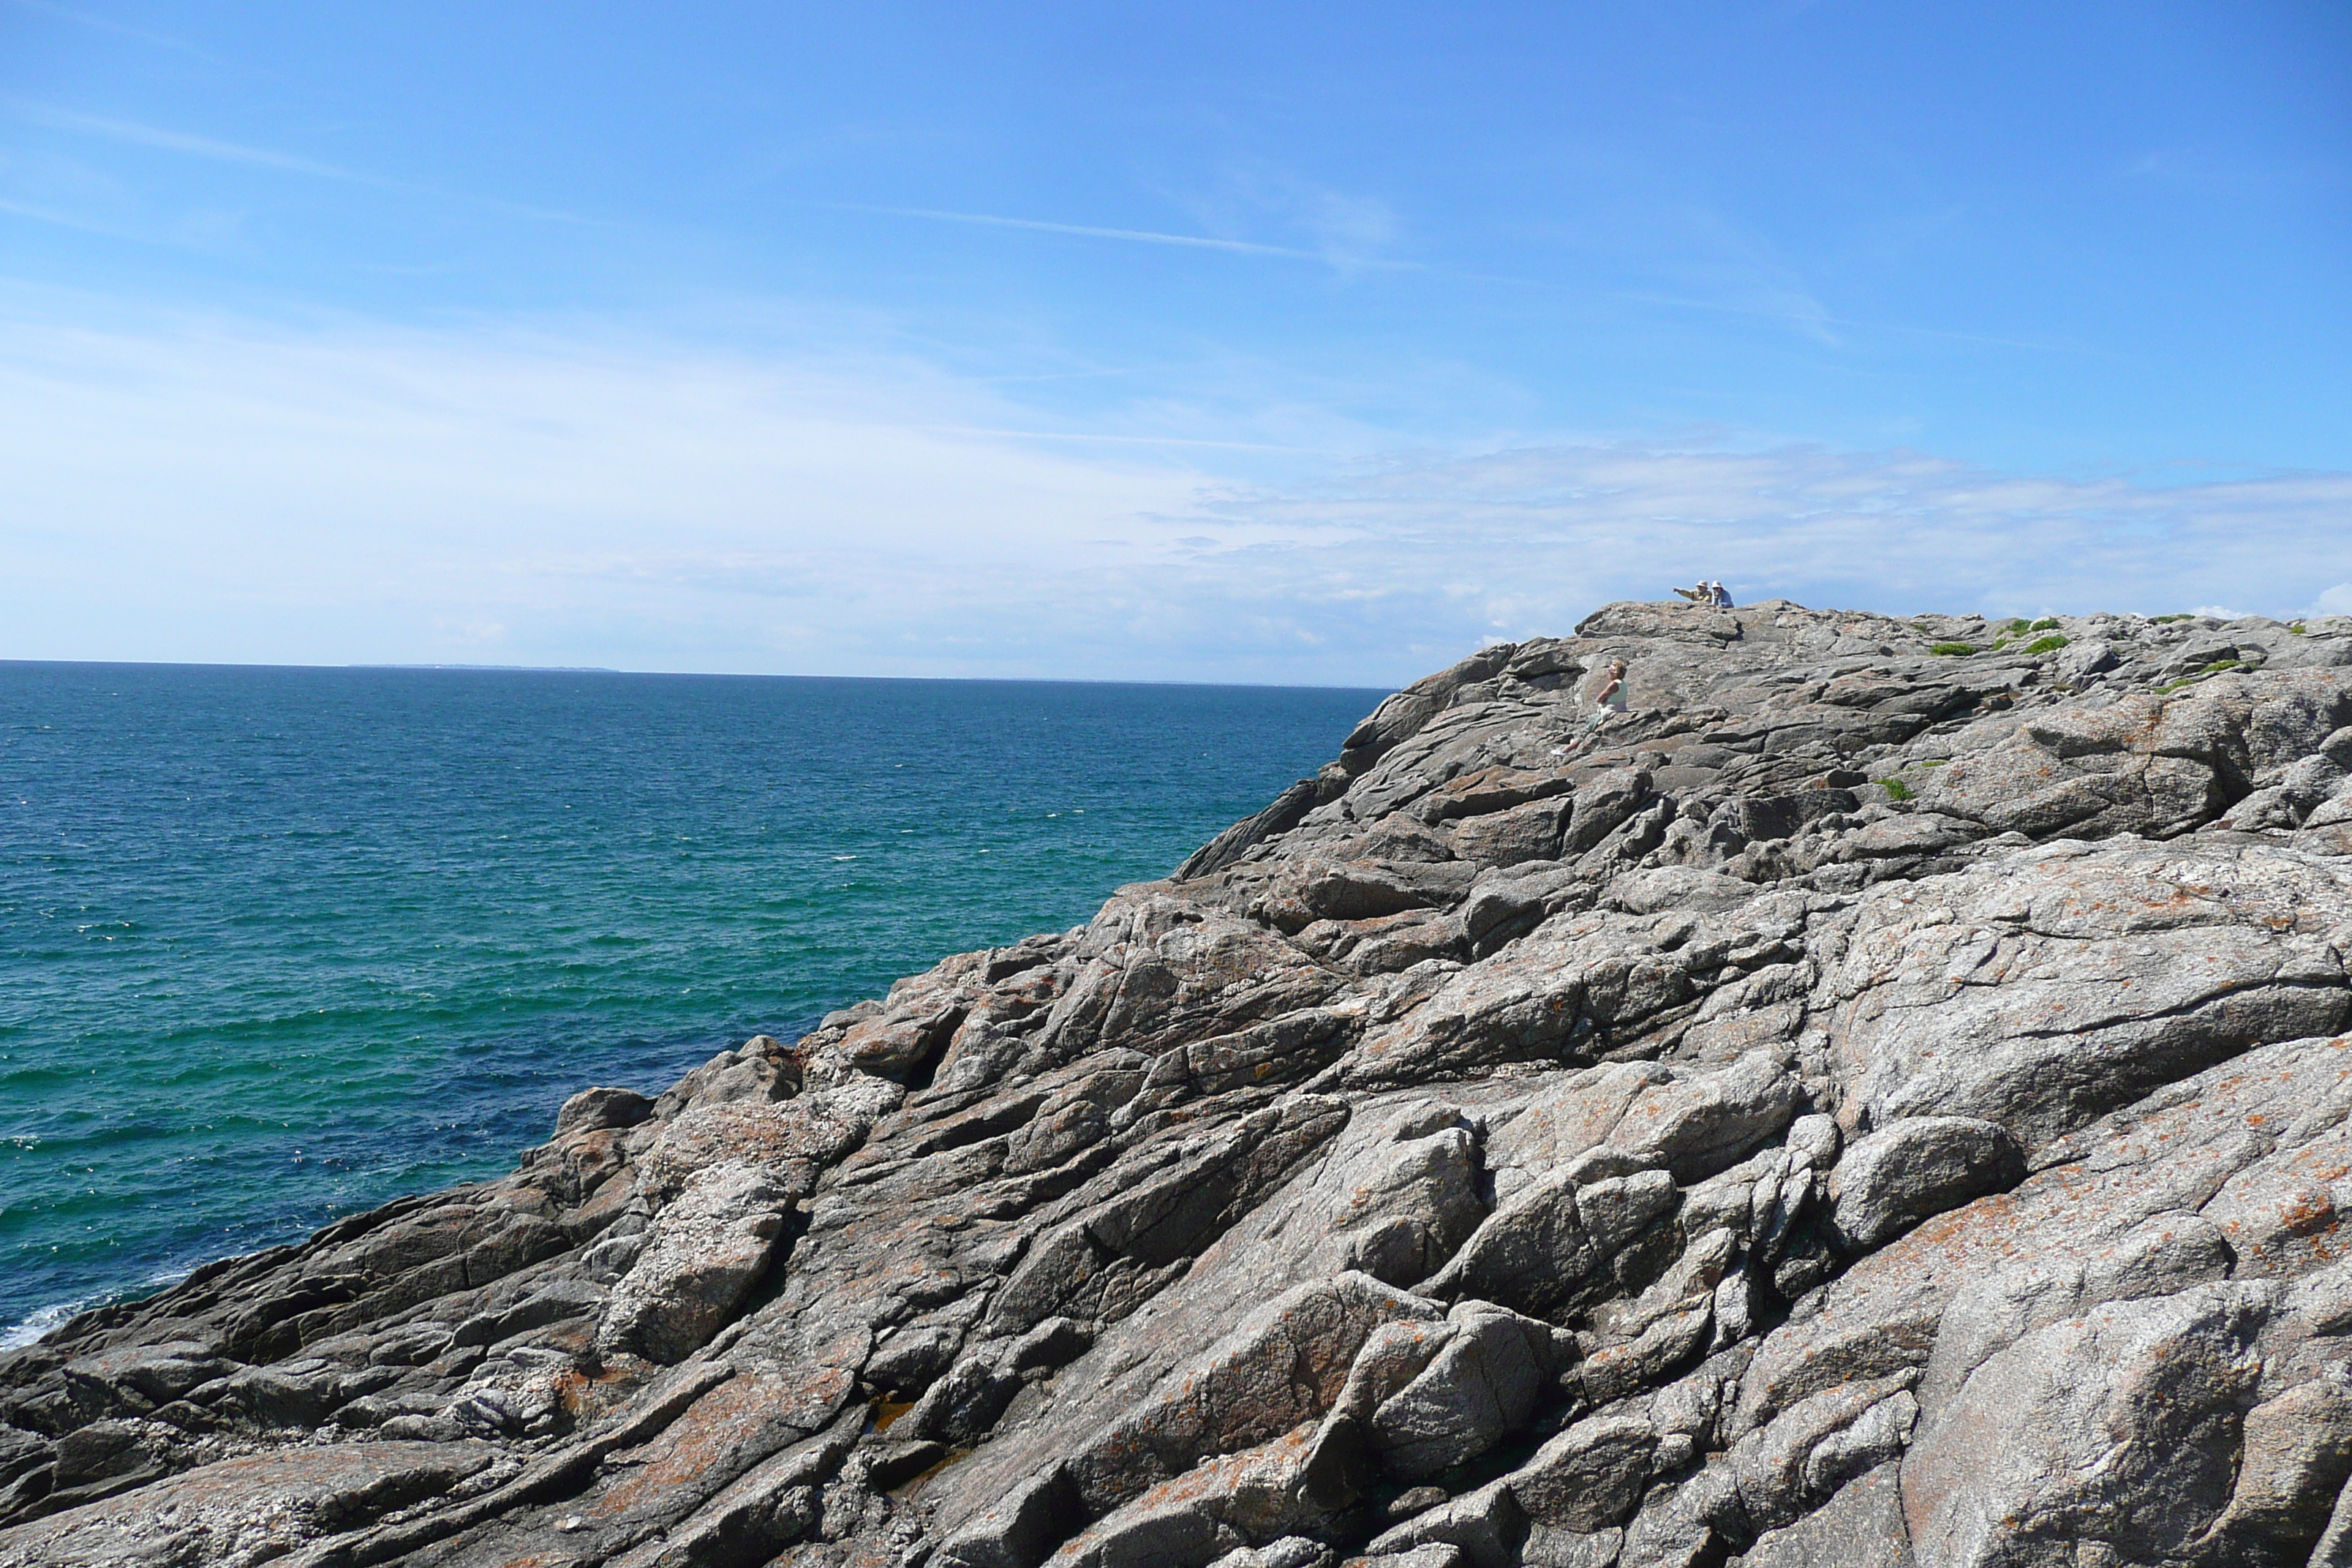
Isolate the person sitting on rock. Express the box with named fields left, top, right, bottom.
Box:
left=1709, top=580, right=1735, bottom=608
left=1673, top=583, right=1711, bottom=603
left=1569, top=658, right=1629, bottom=749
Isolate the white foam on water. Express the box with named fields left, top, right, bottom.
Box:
left=0, top=1265, right=191, bottom=1352
left=1, top=1299, right=83, bottom=1351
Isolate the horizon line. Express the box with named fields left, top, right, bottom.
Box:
left=0, top=654, right=1397, bottom=693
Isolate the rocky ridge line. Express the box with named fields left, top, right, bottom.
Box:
left=5, top=600, right=2352, bottom=1568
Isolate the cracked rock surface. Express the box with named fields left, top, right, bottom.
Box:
left=8, top=599, right=2352, bottom=1568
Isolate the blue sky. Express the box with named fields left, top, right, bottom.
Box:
left=3, top=1, right=2348, bottom=682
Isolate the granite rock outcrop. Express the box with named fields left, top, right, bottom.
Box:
left=7, top=600, right=2352, bottom=1568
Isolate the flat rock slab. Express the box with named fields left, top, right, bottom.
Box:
left=7, top=601, right=2352, bottom=1568
left=0, top=1441, right=497, bottom=1568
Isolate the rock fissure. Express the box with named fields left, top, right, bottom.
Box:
left=10, top=599, right=2352, bottom=1568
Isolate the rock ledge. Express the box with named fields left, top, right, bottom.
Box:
left=8, top=600, right=2352, bottom=1568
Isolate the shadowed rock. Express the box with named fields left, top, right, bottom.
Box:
left=7, top=600, right=2352, bottom=1568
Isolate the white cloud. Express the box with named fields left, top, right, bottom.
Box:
left=833, top=205, right=1419, bottom=269
left=0, top=304, right=1237, bottom=674
left=12, top=103, right=357, bottom=180
left=1166, top=447, right=2352, bottom=667
left=3, top=299, right=2347, bottom=685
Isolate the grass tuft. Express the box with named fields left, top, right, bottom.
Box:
left=1930, top=641, right=1977, bottom=657
left=2029, top=617, right=2061, bottom=631
left=2023, top=635, right=2069, bottom=655
left=2151, top=613, right=2195, bottom=623
left=1880, top=777, right=1915, bottom=802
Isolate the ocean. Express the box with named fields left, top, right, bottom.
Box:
left=0, top=662, right=1383, bottom=1345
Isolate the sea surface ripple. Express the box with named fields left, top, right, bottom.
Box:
left=0, top=662, right=1382, bottom=1343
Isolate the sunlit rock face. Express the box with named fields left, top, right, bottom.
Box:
left=7, top=600, right=2352, bottom=1568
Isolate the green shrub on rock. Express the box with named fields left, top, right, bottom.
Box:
left=1931, top=642, right=1977, bottom=657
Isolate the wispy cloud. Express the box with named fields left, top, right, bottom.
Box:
left=0, top=302, right=2342, bottom=682
left=0, top=193, right=153, bottom=241
left=2122, top=146, right=2324, bottom=192
left=14, top=104, right=357, bottom=179
left=1614, top=290, right=2092, bottom=355
left=834, top=203, right=1425, bottom=270
left=4, top=102, right=595, bottom=225
left=1160, top=159, right=1411, bottom=272
left=1183, top=443, right=2352, bottom=642
left=916, top=425, right=1328, bottom=453
left=5, top=0, right=235, bottom=67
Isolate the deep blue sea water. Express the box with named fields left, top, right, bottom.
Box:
left=0, top=663, right=1382, bottom=1345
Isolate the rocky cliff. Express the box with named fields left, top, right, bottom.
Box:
left=7, top=600, right=2352, bottom=1568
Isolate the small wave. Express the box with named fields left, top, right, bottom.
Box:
left=2, top=666, right=1372, bottom=1364
left=1, top=1298, right=84, bottom=1351
left=139, top=1263, right=195, bottom=1294
left=832, top=855, right=857, bottom=862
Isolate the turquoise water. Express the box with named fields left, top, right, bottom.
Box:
left=0, top=663, right=1382, bottom=1344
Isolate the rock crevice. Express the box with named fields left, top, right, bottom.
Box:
left=7, top=599, right=2352, bottom=1568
